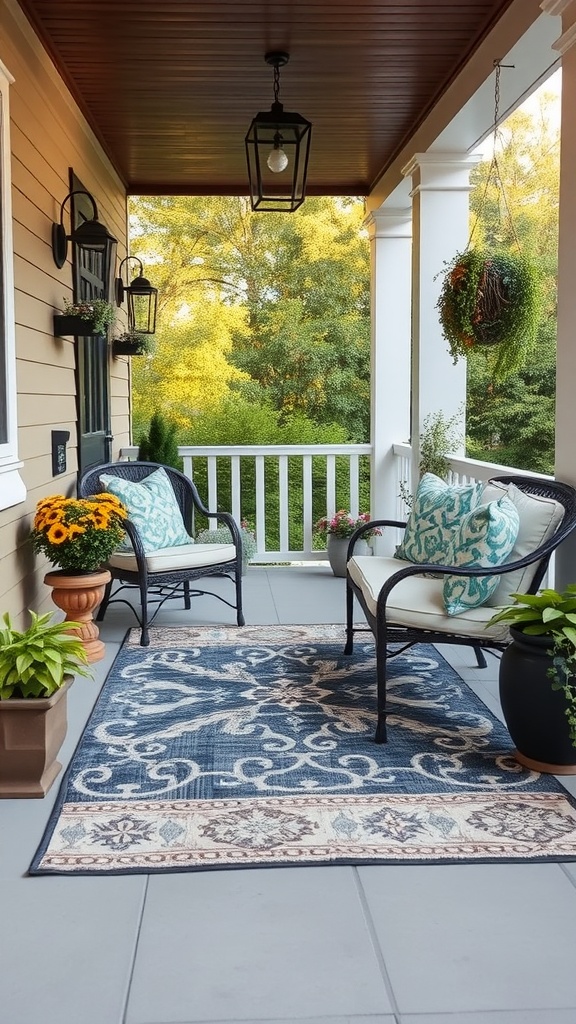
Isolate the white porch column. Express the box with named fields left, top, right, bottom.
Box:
left=403, top=153, right=480, bottom=476
left=366, top=208, right=412, bottom=555
left=544, top=0, right=576, bottom=588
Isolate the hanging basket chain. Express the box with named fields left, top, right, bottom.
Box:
left=469, top=61, right=520, bottom=251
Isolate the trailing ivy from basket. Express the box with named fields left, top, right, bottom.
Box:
left=436, top=247, right=541, bottom=379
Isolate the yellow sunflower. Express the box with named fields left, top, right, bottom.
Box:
left=46, top=523, right=69, bottom=544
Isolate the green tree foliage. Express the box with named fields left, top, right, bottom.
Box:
left=182, top=395, right=369, bottom=550
left=129, top=195, right=370, bottom=443
left=465, top=91, right=559, bottom=473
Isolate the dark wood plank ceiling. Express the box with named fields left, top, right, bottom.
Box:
left=18, top=0, right=516, bottom=196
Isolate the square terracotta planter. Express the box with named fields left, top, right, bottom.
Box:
left=0, top=678, right=72, bottom=798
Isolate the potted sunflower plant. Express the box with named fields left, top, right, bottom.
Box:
left=0, top=610, right=91, bottom=797
left=31, top=492, right=127, bottom=663
left=487, top=586, right=576, bottom=774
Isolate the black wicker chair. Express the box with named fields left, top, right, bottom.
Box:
left=79, top=461, right=245, bottom=645
left=344, top=475, right=576, bottom=743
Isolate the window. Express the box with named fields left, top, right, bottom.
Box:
left=0, top=60, right=25, bottom=510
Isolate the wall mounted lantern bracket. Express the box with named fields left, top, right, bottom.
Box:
left=115, top=255, right=158, bottom=335
left=51, top=189, right=117, bottom=272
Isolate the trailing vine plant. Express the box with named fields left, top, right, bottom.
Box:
left=436, top=63, right=541, bottom=380
left=437, top=247, right=540, bottom=378
left=399, top=408, right=463, bottom=510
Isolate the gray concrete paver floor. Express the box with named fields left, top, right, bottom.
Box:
left=2, top=565, right=576, bottom=1024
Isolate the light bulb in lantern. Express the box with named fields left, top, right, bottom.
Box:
left=267, top=134, right=289, bottom=173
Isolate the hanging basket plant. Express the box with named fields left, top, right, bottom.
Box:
left=436, top=247, right=541, bottom=379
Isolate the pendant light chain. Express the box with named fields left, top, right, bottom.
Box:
left=273, top=63, right=281, bottom=105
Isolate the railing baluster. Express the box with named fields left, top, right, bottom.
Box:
left=326, top=455, right=336, bottom=516
left=255, top=455, right=266, bottom=553
left=279, top=455, right=289, bottom=554
left=303, top=455, right=313, bottom=555
left=231, top=456, right=241, bottom=526
left=349, top=454, right=359, bottom=517
left=207, top=457, right=218, bottom=529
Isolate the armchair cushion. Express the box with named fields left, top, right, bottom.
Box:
left=347, top=555, right=510, bottom=641
left=395, top=473, right=483, bottom=565
left=101, top=467, right=191, bottom=553
left=108, top=542, right=236, bottom=573
left=442, top=496, right=520, bottom=615
left=481, top=481, right=564, bottom=605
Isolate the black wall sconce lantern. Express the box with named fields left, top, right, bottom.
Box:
left=51, top=189, right=117, bottom=281
left=115, top=256, right=158, bottom=335
left=245, top=51, right=312, bottom=213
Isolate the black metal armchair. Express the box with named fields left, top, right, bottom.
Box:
left=79, top=461, right=245, bottom=645
left=344, top=475, right=576, bottom=743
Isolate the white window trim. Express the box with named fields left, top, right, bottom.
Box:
left=0, top=60, right=25, bottom=510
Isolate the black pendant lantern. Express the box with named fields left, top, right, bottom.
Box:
left=52, top=189, right=117, bottom=284
left=115, top=256, right=158, bottom=335
left=245, top=52, right=312, bottom=213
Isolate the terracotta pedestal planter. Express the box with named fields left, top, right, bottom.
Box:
left=0, top=678, right=72, bottom=798
left=44, top=568, right=111, bottom=663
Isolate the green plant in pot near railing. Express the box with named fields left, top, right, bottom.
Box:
left=314, top=511, right=382, bottom=578
left=488, top=586, right=576, bottom=774
left=0, top=610, right=92, bottom=797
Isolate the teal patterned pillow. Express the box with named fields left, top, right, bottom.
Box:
left=443, top=496, right=520, bottom=616
left=395, top=473, right=483, bottom=565
left=100, top=467, right=191, bottom=553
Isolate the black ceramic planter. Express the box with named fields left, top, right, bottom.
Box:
left=499, top=626, right=576, bottom=774
left=53, top=314, right=102, bottom=338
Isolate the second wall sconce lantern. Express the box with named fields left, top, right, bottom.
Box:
left=245, top=51, right=312, bottom=213
left=52, top=189, right=117, bottom=282
left=115, top=256, right=158, bottom=335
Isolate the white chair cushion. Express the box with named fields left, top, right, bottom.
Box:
left=109, top=542, right=236, bottom=573
left=480, top=481, right=564, bottom=605
left=348, top=555, right=510, bottom=641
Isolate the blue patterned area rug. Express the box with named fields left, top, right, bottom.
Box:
left=30, top=625, right=576, bottom=875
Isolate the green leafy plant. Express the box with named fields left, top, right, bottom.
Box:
left=138, top=411, right=182, bottom=469
left=31, top=493, right=128, bottom=573
left=399, top=409, right=462, bottom=510
left=196, top=519, right=257, bottom=572
left=61, top=297, right=116, bottom=335
left=488, top=586, right=576, bottom=745
left=436, top=247, right=541, bottom=379
left=0, top=611, right=92, bottom=699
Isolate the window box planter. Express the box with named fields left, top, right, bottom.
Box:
left=53, top=314, right=103, bottom=338
left=112, top=336, right=148, bottom=356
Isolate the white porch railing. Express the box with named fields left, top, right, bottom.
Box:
left=120, top=444, right=372, bottom=562
left=119, top=441, right=553, bottom=567
left=392, top=442, right=553, bottom=514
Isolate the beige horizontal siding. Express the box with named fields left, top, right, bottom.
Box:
left=1, top=2, right=130, bottom=622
